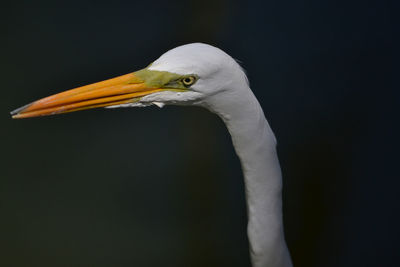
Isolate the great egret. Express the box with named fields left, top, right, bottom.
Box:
left=11, top=43, right=292, bottom=267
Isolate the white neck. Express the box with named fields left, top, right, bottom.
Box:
left=202, top=87, right=292, bottom=267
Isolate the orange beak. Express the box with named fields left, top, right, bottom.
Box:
left=10, top=72, right=163, bottom=119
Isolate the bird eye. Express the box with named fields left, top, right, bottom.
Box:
left=181, top=76, right=196, bottom=87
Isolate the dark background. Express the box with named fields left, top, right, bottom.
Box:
left=1, top=0, right=396, bottom=266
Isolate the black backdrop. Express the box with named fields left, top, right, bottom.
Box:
left=1, top=1, right=396, bottom=266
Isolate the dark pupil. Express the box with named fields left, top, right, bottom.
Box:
left=184, top=78, right=191, bottom=84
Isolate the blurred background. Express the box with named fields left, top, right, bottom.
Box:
left=0, top=0, right=396, bottom=266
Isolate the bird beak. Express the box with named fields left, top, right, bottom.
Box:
left=10, top=71, right=168, bottom=119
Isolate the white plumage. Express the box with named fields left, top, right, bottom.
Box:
left=11, top=43, right=292, bottom=267
left=142, top=43, right=292, bottom=267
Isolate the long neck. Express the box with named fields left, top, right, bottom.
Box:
left=204, top=87, right=292, bottom=267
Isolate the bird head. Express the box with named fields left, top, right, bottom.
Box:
left=11, top=43, right=248, bottom=119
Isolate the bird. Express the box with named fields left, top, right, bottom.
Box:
left=11, top=43, right=292, bottom=267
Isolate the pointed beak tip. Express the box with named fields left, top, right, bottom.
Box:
left=10, top=103, right=32, bottom=119
left=10, top=110, right=20, bottom=119
left=10, top=111, right=23, bottom=119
